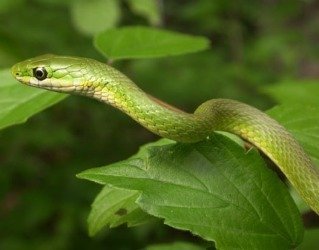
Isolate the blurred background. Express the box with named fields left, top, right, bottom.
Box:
left=0, top=0, right=318, bottom=249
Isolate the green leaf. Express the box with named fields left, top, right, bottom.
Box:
left=126, top=0, right=161, bottom=26
left=0, top=0, right=24, bottom=14
left=71, top=0, right=120, bottom=36
left=267, top=104, right=319, bottom=166
left=146, top=241, right=205, bottom=250
left=78, top=133, right=303, bottom=249
left=88, top=185, right=153, bottom=236
left=263, top=80, right=319, bottom=105
left=94, top=26, right=210, bottom=60
left=88, top=139, right=173, bottom=235
left=132, top=138, right=175, bottom=158
left=0, top=69, right=66, bottom=130
left=265, top=82, right=319, bottom=212
left=296, top=229, right=319, bottom=250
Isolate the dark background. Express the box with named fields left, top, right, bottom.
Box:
left=0, top=0, right=318, bottom=249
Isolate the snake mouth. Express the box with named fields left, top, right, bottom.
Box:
left=25, top=79, right=75, bottom=93
left=11, top=62, right=33, bottom=86
left=11, top=64, right=23, bottom=80
left=13, top=75, right=24, bottom=83
left=12, top=74, right=31, bottom=85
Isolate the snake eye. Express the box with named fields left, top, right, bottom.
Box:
left=33, top=67, right=48, bottom=81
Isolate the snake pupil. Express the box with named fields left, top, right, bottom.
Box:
left=33, top=67, right=47, bottom=81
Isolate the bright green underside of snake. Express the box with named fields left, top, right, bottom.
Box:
left=11, top=54, right=319, bottom=215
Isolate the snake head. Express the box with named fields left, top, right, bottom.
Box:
left=11, top=54, right=88, bottom=93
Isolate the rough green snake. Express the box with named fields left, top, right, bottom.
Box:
left=11, top=54, right=319, bottom=215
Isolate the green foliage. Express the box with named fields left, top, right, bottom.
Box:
left=1, top=1, right=319, bottom=249
left=94, top=26, right=210, bottom=60
left=0, top=69, right=66, bottom=130
left=126, top=0, right=161, bottom=26
left=265, top=82, right=319, bottom=167
left=146, top=241, right=205, bottom=250
left=268, top=105, right=319, bottom=166
left=71, top=0, right=120, bottom=36
left=297, top=229, right=319, bottom=250
left=79, top=134, right=303, bottom=249
left=265, top=83, right=319, bottom=213
left=88, top=186, right=152, bottom=236
left=264, top=81, right=319, bottom=105
left=0, top=0, right=24, bottom=13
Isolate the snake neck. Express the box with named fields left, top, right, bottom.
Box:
left=84, top=64, right=211, bottom=142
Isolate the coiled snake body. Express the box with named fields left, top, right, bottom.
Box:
left=12, top=54, right=319, bottom=214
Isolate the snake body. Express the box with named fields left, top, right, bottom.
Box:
left=11, top=54, right=319, bottom=214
